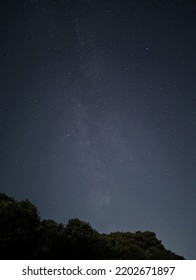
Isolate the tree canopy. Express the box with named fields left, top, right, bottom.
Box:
left=0, top=193, right=184, bottom=260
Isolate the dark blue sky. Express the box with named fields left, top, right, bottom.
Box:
left=0, top=0, right=196, bottom=259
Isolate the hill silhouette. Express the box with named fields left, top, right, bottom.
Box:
left=0, top=192, right=184, bottom=259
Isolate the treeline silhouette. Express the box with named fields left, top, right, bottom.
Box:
left=0, top=192, right=184, bottom=259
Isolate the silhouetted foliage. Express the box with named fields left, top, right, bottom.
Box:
left=0, top=193, right=184, bottom=260
left=0, top=194, right=40, bottom=258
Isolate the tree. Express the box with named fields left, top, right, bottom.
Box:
left=63, top=218, right=99, bottom=259
left=36, top=219, right=65, bottom=259
left=0, top=193, right=40, bottom=258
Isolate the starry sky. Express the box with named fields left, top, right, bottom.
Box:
left=0, top=0, right=196, bottom=259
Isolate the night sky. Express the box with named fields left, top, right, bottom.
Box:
left=0, top=0, right=196, bottom=259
